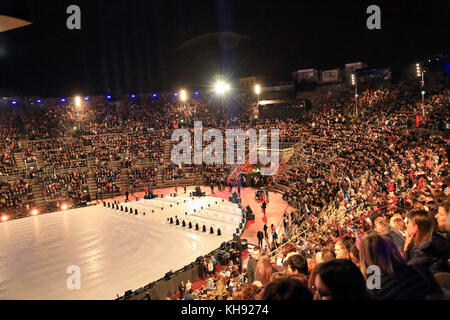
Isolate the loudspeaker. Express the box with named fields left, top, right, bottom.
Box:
left=218, top=251, right=231, bottom=265
left=195, top=256, right=203, bottom=264
left=164, top=271, right=173, bottom=280
left=241, top=239, right=248, bottom=250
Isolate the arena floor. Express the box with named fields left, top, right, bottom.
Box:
left=0, top=196, right=233, bottom=300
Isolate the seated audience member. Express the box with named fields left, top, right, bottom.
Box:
left=240, top=284, right=262, bottom=300
left=313, top=259, right=370, bottom=300
left=262, top=277, right=313, bottom=300
left=334, top=238, right=353, bottom=260
left=405, top=210, right=450, bottom=274
left=359, top=232, right=443, bottom=300
left=184, top=289, right=197, bottom=300
left=373, top=212, right=406, bottom=251
left=435, top=200, right=449, bottom=236
left=284, top=253, right=309, bottom=277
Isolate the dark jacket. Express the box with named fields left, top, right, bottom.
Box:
left=386, top=229, right=405, bottom=252
left=369, top=264, right=443, bottom=300
left=406, top=233, right=450, bottom=274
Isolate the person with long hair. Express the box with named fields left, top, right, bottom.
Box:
left=404, top=210, right=450, bottom=274
left=359, top=232, right=442, bottom=299
left=334, top=238, right=353, bottom=260
left=254, top=252, right=275, bottom=286
left=313, top=259, right=370, bottom=300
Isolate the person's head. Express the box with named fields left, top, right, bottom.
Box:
left=373, top=214, right=389, bottom=235
left=262, top=277, right=313, bottom=300
left=315, top=251, right=323, bottom=264
left=255, top=252, right=273, bottom=285
left=390, top=214, right=406, bottom=232
left=313, top=259, right=369, bottom=300
left=285, top=253, right=308, bottom=275
left=407, top=210, right=435, bottom=246
left=282, top=242, right=298, bottom=257
left=252, top=246, right=261, bottom=260
left=334, top=238, right=352, bottom=260
left=435, top=200, right=449, bottom=231
left=321, top=247, right=336, bottom=261
left=241, top=284, right=262, bottom=300
left=359, top=232, right=405, bottom=278
left=232, top=289, right=244, bottom=300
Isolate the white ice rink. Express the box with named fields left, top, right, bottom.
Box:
left=0, top=196, right=238, bottom=299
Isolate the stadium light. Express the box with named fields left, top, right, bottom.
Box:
left=214, top=81, right=230, bottom=94
left=84, top=96, right=89, bottom=101
left=180, top=89, right=187, bottom=102
left=106, top=95, right=112, bottom=100
left=61, top=98, right=66, bottom=103
left=1, top=216, right=7, bottom=222
left=36, top=99, right=42, bottom=103
left=61, top=204, right=68, bottom=210
left=351, top=74, right=358, bottom=119
left=31, top=209, right=39, bottom=216
left=75, top=96, right=81, bottom=108
left=11, top=100, right=17, bottom=105
left=254, top=84, right=261, bottom=95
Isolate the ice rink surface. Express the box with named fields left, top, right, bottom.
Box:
left=0, top=196, right=235, bottom=299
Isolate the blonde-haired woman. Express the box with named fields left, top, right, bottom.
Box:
left=254, top=252, right=275, bottom=286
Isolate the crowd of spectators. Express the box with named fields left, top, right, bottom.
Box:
left=96, top=167, right=121, bottom=196
left=38, top=171, right=88, bottom=200
left=0, top=179, right=33, bottom=211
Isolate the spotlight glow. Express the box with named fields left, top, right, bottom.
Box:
left=1, top=216, right=7, bottom=221
left=214, top=81, right=230, bottom=94
left=254, top=84, right=261, bottom=95
left=61, top=204, right=68, bottom=210
left=31, top=209, right=39, bottom=215
left=75, top=96, right=81, bottom=107
left=180, top=89, right=187, bottom=101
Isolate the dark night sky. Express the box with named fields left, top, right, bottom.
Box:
left=0, top=0, right=448, bottom=97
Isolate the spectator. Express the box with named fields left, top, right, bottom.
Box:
left=262, top=277, right=313, bottom=300
left=405, top=210, right=450, bottom=274
left=313, top=259, right=370, bottom=300
left=359, top=232, right=443, bottom=300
